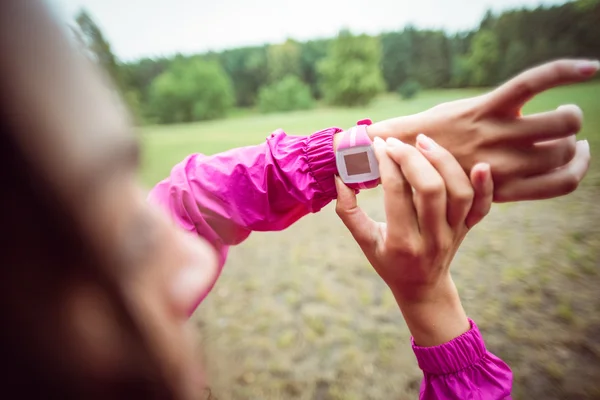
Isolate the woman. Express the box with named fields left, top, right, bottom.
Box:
left=0, top=1, right=594, bottom=399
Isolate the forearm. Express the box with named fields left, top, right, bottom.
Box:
left=394, top=278, right=513, bottom=399
left=332, top=113, right=426, bottom=151
left=367, top=112, right=427, bottom=145
left=391, top=276, right=469, bottom=347
left=148, top=127, right=341, bottom=266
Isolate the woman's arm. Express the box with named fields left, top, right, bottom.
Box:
left=148, top=127, right=341, bottom=268
left=149, top=59, right=594, bottom=270
left=335, top=134, right=512, bottom=399
left=398, top=277, right=512, bottom=399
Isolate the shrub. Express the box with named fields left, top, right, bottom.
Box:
left=318, top=32, right=385, bottom=107
left=257, top=75, right=314, bottom=113
left=397, top=79, right=421, bottom=100
left=148, top=59, right=234, bottom=124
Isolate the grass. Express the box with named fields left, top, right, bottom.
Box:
left=556, top=297, right=575, bottom=323
left=140, top=83, right=600, bottom=187
left=141, top=82, right=600, bottom=400
left=139, top=88, right=486, bottom=186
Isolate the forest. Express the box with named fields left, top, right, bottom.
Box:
left=73, top=0, right=600, bottom=124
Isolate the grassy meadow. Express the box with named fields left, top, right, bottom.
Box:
left=141, top=82, right=600, bottom=399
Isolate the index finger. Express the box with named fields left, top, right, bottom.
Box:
left=385, top=139, right=448, bottom=246
left=373, top=138, right=419, bottom=246
left=487, top=59, right=599, bottom=113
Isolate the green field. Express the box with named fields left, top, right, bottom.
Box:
left=139, top=88, right=487, bottom=186
left=141, top=83, right=600, bottom=399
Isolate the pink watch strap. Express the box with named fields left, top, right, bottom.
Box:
left=338, top=121, right=373, bottom=149
left=337, top=119, right=380, bottom=190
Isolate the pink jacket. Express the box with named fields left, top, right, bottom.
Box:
left=148, top=127, right=513, bottom=399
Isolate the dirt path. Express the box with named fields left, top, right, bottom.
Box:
left=194, top=185, right=600, bottom=399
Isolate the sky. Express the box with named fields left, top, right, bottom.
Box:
left=48, top=0, right=568, bottom=61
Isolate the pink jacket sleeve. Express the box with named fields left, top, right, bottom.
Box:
left=413, top=319, right=513, bottom=399
left=147, top=127, right=341, bottom=268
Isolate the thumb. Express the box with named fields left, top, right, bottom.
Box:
left=334, top=176, right=378, bottom=249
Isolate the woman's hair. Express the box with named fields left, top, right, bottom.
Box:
left=0, top=109, right=176, bottom=399
left=0, top=1, right=182, bottom=398
left=0, top=2, right=220, bottom=398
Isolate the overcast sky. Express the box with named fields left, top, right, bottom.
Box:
left=48, top=0, right=568, bottom=61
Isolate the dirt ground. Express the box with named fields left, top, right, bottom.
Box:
left=192, top=174, right=600, bottom=399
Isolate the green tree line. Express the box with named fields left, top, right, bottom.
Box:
left=75, top=0, right=600, bottom=124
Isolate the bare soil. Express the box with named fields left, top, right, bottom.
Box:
left=193, top=182, right=600, bottom=399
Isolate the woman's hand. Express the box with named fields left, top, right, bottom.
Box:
left=335, top=134, right=494, bottom=346
left=367, top=59, right=595, bottom=203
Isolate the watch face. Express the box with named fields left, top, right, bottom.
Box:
left=344, top=151, right=371, bottom=176
left=336, top=146, right=380, bottom=184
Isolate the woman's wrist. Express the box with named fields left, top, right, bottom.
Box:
left=366, top=112, right=429, bottom=145
left=333, top=112, right=428, bottom=152
left=391, top=276, right=470, bottom=347
left=332, top=113, right=427, bottom=187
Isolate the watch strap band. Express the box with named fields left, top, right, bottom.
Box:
left=337, top=119, right=380, bottom=190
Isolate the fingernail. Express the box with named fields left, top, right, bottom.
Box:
left=557, top=104, right=584, bottom=118
left=576, top=60, right=600, bottom=76
left=373, top=136, right=386, bottom=149
left=557, top=105, right=584, bottom=128
left=582, top=139, right=590, bottom=152
left=386, top=137, right=405, bottom=147
left=416, top=133, right=436, bottom=151
left=476, top=163, right=490, bottom=183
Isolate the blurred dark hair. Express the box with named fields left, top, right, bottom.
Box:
left=0, top=1, right=178, bottom=398
left=0, top=107, right=177, bottom=399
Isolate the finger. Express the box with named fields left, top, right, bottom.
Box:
left=488, top=59, right=599, bottom=113
left=490, top=135, right=577, bottom=179
left=415, top=134, right=474, bottom=228
left=500, top=104, right=583, bottom=143
left=334, top=176, right=378, bottom=250
left=494, top=140, right=590, bottom=202
left=533, top=134, right=577, bottom=169
left=466, top=163, right=494, bottom=229
left=385, top=138, right=447, bottom=247
left=373, top=137, right=419, bottom=245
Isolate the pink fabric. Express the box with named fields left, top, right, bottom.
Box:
left=147, top=127, right=513, bottom=399
left=413, top=319, right=513, bottom=399
left=148, top=127, right=341, bottom=269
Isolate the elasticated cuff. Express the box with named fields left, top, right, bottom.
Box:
left=412, top=318, right=487, bottom=376
left=304, top=127, right=343, bottom=204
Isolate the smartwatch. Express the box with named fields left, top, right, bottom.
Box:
left=335, top=119, right=380, bottom=190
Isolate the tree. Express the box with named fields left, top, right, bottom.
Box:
left=410, top=30, right=453, bottom=88
left=266, top=39, right=301, bottom=83
left=575, top=0, right=600, bottom=11
left=257, top=76, right=314, bottom=113
left=451, top=56, right=471, bottom=88
left=464, top=30, right=500, bottom=86
left=73, top=10, right=149, bottom=121
left=299, top=39, right=330, bottom=98
left=397, top=79, right=421, bottom=100
left=148, top=60, right=234, bottom=124
left=103, top=0, right=600, bottom=121
left=381, top=29, right=413, bottom=91
left=120, top=57, right=173, bottom=120
left=75, top=10, right=122, bottom=88
left=479, top=9, right=497, bottom=31
left=318, top=31, right=385, bottom=107
left=498, top=40, right=529, bottom=82
left=219, top=46, right=268, bottom=107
